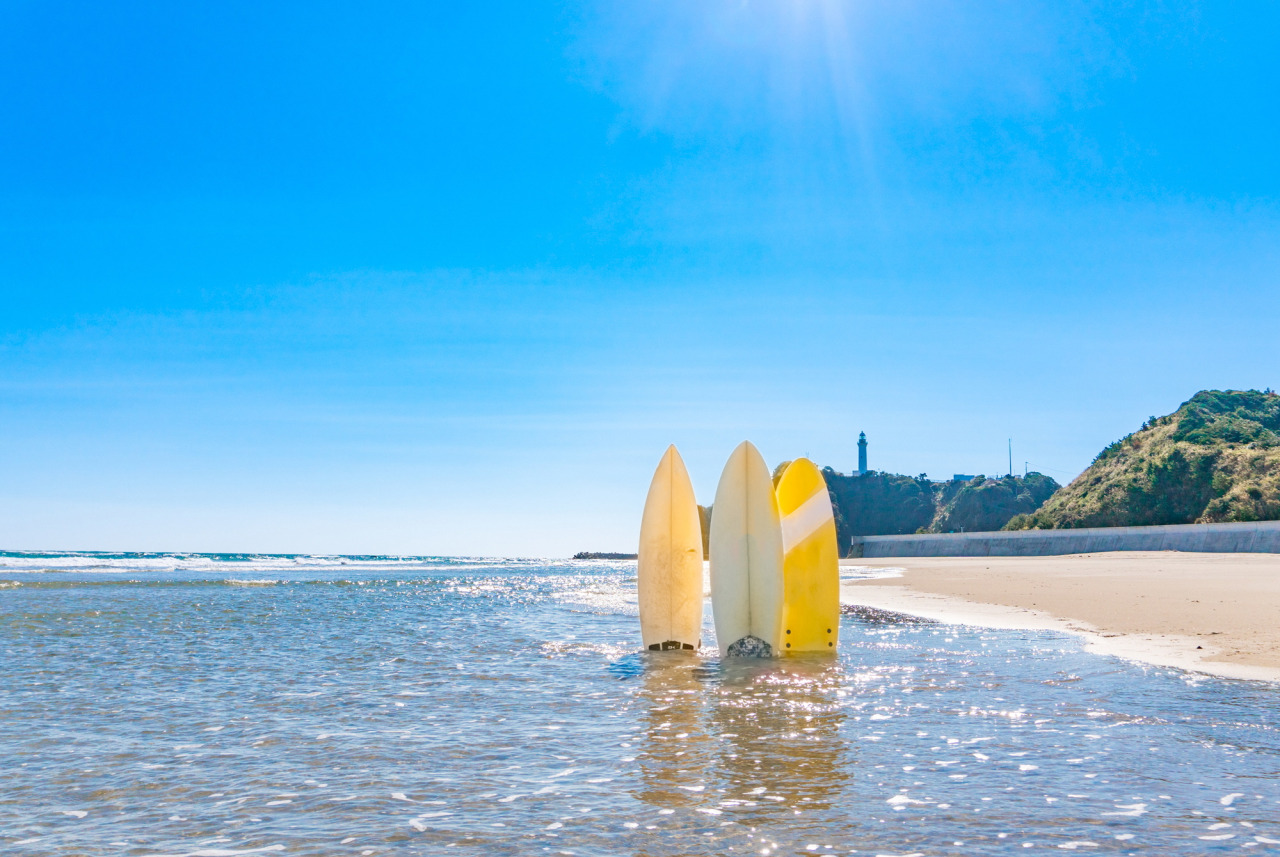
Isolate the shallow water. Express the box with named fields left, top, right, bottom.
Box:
left=1, top=552, right=1278, bottom=855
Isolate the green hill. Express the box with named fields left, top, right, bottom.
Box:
left=769, top=461, right=1059, bottom=553
left=931, top=472, right=1060, bottom=533
left=821, top=469, right=937, bottom=538
left=1006, top=389, right=1280, bottom=530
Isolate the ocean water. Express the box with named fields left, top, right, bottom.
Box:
left=1, top=553, right=1278, bottom=856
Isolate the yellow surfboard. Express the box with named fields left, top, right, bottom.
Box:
left=775, top=458, right=840, bottom=653
left=637, top=445, right=704, bottom=651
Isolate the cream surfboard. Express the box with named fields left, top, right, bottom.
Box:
left=638, top=445, right=704, bottom=651
left=776, top=458, right=840, bottom=653
left=710, top=441, right=784, bottom=657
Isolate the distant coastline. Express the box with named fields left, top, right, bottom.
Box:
left=572, top=551, right=637, bottom=560
left=823, top=388, right=1280, bottom=554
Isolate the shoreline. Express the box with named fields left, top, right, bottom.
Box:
left=840, top=551, right=1280, bottom=683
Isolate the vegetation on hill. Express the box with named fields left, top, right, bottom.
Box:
left=822, top=469, right=937, bottom=539
left=697, top=505, right=712, bottom=559
left=1006, top=389, right=1280, bottom=530
left=772, top=460, right=1059, bottom=554
left=820, top=469, right=1058, bottom=549
left=932, top=473, right=1060, bottom=534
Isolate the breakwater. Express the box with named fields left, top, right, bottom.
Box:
left=848, top=519, right=1280, bottom=558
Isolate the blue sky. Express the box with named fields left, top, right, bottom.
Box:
left=3, top=1, right=1278, bottom=555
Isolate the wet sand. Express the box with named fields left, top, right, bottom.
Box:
left=840, top=551, right=1280, bottom=683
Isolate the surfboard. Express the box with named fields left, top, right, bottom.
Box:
left=709, top=441, right=784, bottom=657
left=775, top=457, right=840, bottom=653
left=637, top=445, right=704, bottom=651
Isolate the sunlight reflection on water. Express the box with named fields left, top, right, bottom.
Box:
left=0, top=554, right=1278, bottom=855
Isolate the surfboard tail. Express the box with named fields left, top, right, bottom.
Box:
left=710, top=441, right=785, bottom=657
left=776, top=458, right=840, bottom=654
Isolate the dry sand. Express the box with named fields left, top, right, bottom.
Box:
left=840, top=551, right=1280, bottom=683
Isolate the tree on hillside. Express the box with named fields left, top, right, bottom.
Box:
left=1007, top=389, right=1280, bottom=529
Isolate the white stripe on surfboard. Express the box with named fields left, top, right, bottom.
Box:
left=780, top=490, right=832, bottom=554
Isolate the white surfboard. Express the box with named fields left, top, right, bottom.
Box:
left=638, top=445, right=704, bottom=651
left=709, top=441, right=785, bottom=657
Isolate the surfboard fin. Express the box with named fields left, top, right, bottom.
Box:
left=648, top=640, right=695, bottom=651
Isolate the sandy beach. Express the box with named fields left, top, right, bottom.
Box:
left=841, top=551, right=1280, bottom=682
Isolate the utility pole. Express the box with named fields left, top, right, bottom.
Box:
left=1008, top=439, right=1012, bottom=477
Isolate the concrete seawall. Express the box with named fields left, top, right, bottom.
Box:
left=848, top=520, right=1280, bottom=558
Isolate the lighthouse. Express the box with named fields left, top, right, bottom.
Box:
left=857, top=431, right=868, bottom=474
